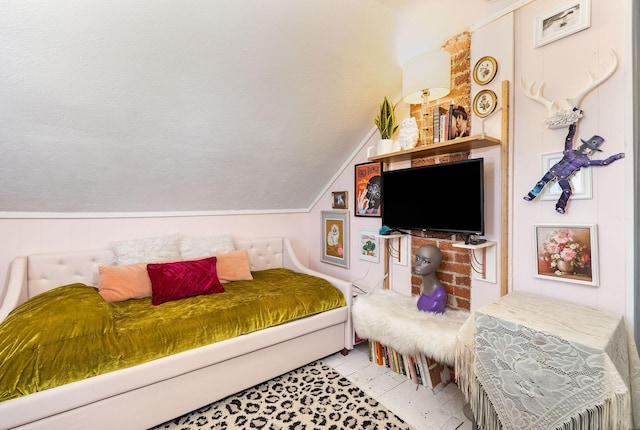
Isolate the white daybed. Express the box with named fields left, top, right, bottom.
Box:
left=0, top=237, right=353, bottom=430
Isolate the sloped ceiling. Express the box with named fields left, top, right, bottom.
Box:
left=0, top=0, right=517, bottom=216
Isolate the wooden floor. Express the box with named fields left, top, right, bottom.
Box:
left=322, top=342, right=473, bottom=430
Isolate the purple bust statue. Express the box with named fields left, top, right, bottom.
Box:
left=414, top=245, right=446, bottom=314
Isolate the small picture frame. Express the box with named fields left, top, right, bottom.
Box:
left=534, top=0, right=591, bottom=48
left=358, top=230, right=380, bottom=263
left=473, top=56, right=498, bottom=85
left=533, top=223, right=598, bottom=286
left=321, top=210, right=350, bottom=268
left=331, top=191, right=348, bottom=209
left=354, top=162, right=382, bottom=217
left=540, top=152, right=592, bottom=201
left=473, top=89, right=497, bottom=118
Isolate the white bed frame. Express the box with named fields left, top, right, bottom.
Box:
left=0, top=237, right=353, bottom=430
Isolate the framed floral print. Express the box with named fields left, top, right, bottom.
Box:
left=321, top=210, right=349, bottom=268
left=354, top=162, right=382, bottom=217
left=473, top=56, right=498, bottom=85
left=533, top=223, right=598, bottom=286
left=473, top=89, right=497, bottom=118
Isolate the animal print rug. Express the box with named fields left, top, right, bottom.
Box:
left=151, top=361, right=413, bottom=430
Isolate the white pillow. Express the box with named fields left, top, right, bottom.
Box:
left=111, top=234, right=182, bottom=266
left=180, top=234, right=236, bottom=259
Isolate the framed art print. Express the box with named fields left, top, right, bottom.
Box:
left=473, top=89, right=497, bottom=118
left=534, top=0, right=591, bottom=48
left=321, top=210, right=349, bottom=268
left=331, top=191, right=348, bottom=209
left=358, top=230, right=380, bottom=263
left=354, top=162, right=382, bottom=217
left=473, top=56, right=498, bottom=85
left=533, top=223, right=598, bottom=286
left=540, top=152, right=592, bottom=201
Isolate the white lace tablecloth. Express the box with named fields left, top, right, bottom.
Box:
left=455, top=292, right=640, bottom=430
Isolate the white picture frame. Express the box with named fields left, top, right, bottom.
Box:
left=534, top=0, right=591, bottom=48
left=539, top=152, right=592, bottom=201
left=358, top=230, right=380, bottom=263
left=533, top=223, right=599, bottom=287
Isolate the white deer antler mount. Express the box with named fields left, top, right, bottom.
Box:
left=521, top=50, right=618, bottom=128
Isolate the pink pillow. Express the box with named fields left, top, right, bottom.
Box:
left=147, top=257, right=225, bottom=305
left=216, top=250, right=253, bottom=283
left=99, top=263, right=151, bottom=302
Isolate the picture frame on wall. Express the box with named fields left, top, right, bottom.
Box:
left=539, top=152, right=592, bottom=201
left=321, top=210, right=350, bottom=268
left=534, top=0, right=591, bottom=48
left=473, top=56, right=498, bottom=85
left=354, top=162, right=382, bottom=217
left=358, top=230, right=380, bottom=263
left=331, top=191, right=348, bottom=209
left=472, top=89, right=497, bottom=118
left=533, top=223, right=598, bottom=286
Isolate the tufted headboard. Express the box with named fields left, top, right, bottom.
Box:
left=21, top=237, right=285, bottom=301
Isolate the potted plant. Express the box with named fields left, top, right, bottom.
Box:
left=374, top=96, right=398, bottom=155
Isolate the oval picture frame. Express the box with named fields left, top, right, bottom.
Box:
left=473, top=89, right=498, bottom=118
left=473, top=56, right=498, bottom=85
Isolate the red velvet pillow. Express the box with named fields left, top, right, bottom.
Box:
left=147, top=257, right=225, bottom=305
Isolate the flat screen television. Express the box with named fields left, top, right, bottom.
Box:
left=381, top=158, right=485, bottom=236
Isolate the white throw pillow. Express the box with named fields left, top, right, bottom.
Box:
left=111, top=234, right=182, bottom=266
left=180, top=234, right=236, bottom=259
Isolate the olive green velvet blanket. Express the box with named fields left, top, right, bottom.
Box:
left=0, top=268, right=345, bottom=403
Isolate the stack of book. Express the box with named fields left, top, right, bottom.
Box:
left=432, top=104, right=469, bottom=143
left=367, top=340, right=451, bottom=393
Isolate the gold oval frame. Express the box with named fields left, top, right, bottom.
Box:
left=473, top=89, right=498, bottom=118
left=473, top=56, right=498, bottom=85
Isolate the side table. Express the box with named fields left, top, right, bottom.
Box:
left=455, top=291, right=640, bottom=430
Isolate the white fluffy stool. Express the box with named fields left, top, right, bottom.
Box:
left=352, top=287, right=470, bottom=387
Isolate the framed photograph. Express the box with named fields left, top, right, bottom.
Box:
left=472, top=89, right=497, bottom=118
left=331, top=191, right=348, bottom=209
left=354, top=162, right=382, bottom=217
left=540, top=152, right=592, bottom=201
left=321, top=210, right=350, bottom=268
left=473, top=56, right=498, bottom=85
left=358, top=230, right=380, bottom=263
left=533, top=223, right=598, bottom=286
left=534, top=0, right=591, bottom=48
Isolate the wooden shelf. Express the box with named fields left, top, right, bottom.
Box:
left=368, top=133, right=500, bottom=163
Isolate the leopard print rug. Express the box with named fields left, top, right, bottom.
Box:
left=151, top=361, right=413, bottom=430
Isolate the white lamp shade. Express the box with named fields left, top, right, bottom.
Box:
left=402, top=49, right=451, bottom=104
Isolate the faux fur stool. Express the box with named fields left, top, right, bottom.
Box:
left=352, top=288, right=470, bottom=367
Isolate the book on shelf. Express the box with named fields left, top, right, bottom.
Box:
left=447, top=105, right=470, bottom=141
left=432, top=106, right=447, bottom=143
left=366, top=340, right=452, bottom=392
left=446, top=104, right=454, bottom=141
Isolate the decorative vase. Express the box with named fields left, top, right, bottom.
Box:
left=377, top=139, right=394, bottom=155
left=556, top=260, right=573, bottom=274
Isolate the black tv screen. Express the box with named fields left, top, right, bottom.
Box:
left=381, top=158, right=485, bottom=235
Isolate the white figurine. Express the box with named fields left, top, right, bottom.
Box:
left=397, top=117, right=419, bottom=150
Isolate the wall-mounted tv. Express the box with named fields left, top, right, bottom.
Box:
left=381, top=158, right=485, bottom=236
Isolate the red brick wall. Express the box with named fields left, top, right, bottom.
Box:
left=407, top=32, right=473, bottom=312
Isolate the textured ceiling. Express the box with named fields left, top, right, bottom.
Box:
left=0, top=0, right=517, bottom=216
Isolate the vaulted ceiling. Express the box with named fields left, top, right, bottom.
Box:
left=0, top=0, right=517, bottom=215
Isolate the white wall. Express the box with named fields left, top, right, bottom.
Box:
left=510, top=0, right=630, bottom=316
